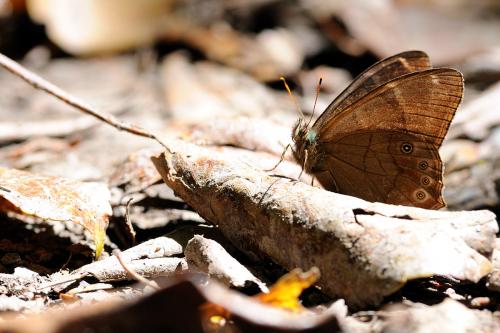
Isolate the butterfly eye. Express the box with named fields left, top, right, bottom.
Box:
left=416, top=191, right=426, bottom=200
left=400, top=143, right=413, bottom=154
left=419, top=161, right=428, bottom=170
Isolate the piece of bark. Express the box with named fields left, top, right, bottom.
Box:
left=151, top=139, right=497, bottom=307
left=185, top=235, right=267, bottom=292
left=378, top=298, right=500, bottom=333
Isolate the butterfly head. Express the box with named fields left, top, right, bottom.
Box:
left=292, top=118, right=318, bottom=171
left=293, top=118, right=318, bottom=142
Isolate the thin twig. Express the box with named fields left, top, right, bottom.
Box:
left=124, top=198, right=137, bottom=245
left=0, top=53, right=170, bottom=151
left=37, top=271, right=90, bottom=291
left=112, top=249, right=159, bottom=290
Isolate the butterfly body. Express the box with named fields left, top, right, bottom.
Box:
left=292, top=51, right=463, bottom=209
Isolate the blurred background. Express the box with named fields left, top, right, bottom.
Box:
left=1, top=0, right=500, bottom=213
left=3, top=0, right=500, bottom=78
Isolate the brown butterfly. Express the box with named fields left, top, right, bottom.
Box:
left=292, top=51, right=463, bottom=209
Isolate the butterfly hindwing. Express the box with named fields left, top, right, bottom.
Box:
left=312, top=131, right=444, bottom=209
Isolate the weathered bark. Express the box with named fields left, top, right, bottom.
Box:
left=151, top=139, right=498, bottom=307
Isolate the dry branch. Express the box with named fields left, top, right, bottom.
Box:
left=74, top=236, right=185, bottom=282
left=151, top=139, right=498, bottom=307
left=185, top=235, right=268, bottom=292
left=0, top=53, right=170, bottom=152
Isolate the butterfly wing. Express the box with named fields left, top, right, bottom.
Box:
left=325, top=50, right=431, bottom=118
left=315, top=68, right=463, bottom=148
left=312, top=131, right=444, bottom=209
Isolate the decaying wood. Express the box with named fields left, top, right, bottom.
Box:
left=185, top=235, right=267, bottom=292
left=151, top=139, right=498, bottom=307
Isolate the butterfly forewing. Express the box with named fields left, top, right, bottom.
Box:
left=315, top=68, right=463, bottom=148
left=312, top=131, right=444, bottom=209
left=324, top=50, right=432, bottom=119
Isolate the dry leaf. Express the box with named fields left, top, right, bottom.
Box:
left=0, top=167, right=111, bottom=257
left=255, top=267, right=319, bottom=312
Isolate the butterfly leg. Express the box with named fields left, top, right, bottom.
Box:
left=264, top=143, right=291, bottom=172
left=298, top=149, right=308, bottom=180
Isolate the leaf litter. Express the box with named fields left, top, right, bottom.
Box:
left=1, top=2, right=500, bottom=331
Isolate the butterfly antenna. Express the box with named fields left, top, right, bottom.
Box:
left=306, top=77, right=322, bottom=128
left=280, top=77, right=304, bottom=119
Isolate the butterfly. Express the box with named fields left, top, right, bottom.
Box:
left=291, top=51, right=463, bottom=209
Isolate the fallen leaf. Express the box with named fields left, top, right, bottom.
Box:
left=0, top=167, right=111, bottom=258
left=255, top=267, right=319, bottom=312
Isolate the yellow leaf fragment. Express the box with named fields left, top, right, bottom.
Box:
left=0, top=167, right=111, bottom=258
left=255, top=267, right=320, bottom=312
